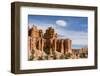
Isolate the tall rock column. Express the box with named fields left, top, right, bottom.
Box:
left=61, top=39, right=64, bottom=54
left=68, top=39, right=72, bottom=53
left=41, top=38, right=44, bottom=52
left=50, top=39, right=53, bottom=56
left=54, top=39, right=57, bottom=51
left=64, top=39, right=72, bottom=54
left=38, top=38, right=41, bottom=51
left=28, top=37, right=32, bottom=52
left=32, top=37, right=37, bottom=50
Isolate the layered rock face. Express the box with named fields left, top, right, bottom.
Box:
left=28, top=25, right=88, bottom=60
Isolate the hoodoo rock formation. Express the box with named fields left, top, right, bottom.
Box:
left=28, top=25, right=88, bottom=60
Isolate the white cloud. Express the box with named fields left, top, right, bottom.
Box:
left=56, top=20, right=67, bottom=27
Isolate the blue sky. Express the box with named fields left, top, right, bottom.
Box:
left=28, top=15, right=88, bottom=49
